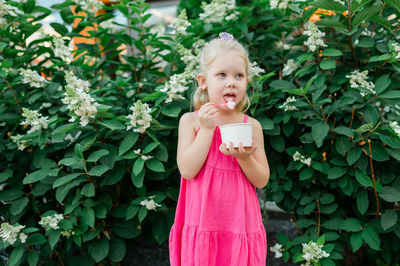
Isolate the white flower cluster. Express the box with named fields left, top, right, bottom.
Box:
left=126, top=100, right=152, bottom=134
left=249, top=61, right=265, bottom=79
left=301, top=241, right=330, bottom=265
left=0, top=0, right=23, bottom=17
left=10, top=134, right=28, bottom=151
left=20, top=108, right=49, bottom=134
left=199, top=0, right=239, bottom=24
left=134, top=149, right=153, bottom=161
left=279, top=96, right=298, bottom=111
left=73, top=0, right=103, bottom=15
left=390, top=121, right=400, bottom=138
left=53, top=37, right=74, bottom=64
left=140, top=196, right=161, bottom=211
left=270, top=243, right=284, bottom=258
left=62, top=73, right=98, bottom=126
left=19, top=69, right=47, bottom=88
left=293, top=151, right=311, bottom=166
left=334, top=0, right=346, bottom=5
left=161, top=40, right=205, bottom=103
left=303, top=22, right=327, bottom=52
left=270, top=0, right=291, bottom=9
left=389, top=42, right=400, bottom=60
left=345, top=70, right=376, bottom=97
left=275, top=40, right=290, bottom=50
left=170, top=9, right=191, bottom=36
left=39, top=213, right=64, bottom=230
left=149, top=24, right=166, bottom=36
left=282, top=59, right=299, bottom=76
left=0, top=223, right=26, bottom=245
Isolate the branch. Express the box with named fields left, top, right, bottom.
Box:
left=367, top=139, right=380, bottom=218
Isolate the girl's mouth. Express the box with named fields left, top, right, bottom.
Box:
left=223, top=93, right=236, bottom=103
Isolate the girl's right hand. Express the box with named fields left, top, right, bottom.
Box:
left=198, top=102, right=219, bottom=130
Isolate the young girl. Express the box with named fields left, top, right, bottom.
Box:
left=169, top=33, right=270, bottom=266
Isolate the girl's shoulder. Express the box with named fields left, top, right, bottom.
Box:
left=245, top=115, right=262, bottom=129
left=179, top=111, right=199, bottom=132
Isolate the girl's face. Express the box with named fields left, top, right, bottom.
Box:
left=200, top=52, right=249, bottom=109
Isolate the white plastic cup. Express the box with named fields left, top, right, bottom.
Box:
left=219, top=123, right=252, bottom=148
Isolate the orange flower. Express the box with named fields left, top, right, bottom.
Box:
left=322, top=152, right=327, bottom=162
left=310, top=14, right=321, bottom=22
left=343, top=10, right=348, bottom=16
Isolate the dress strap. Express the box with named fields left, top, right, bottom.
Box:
left=243, top=114, right=248, bottom=123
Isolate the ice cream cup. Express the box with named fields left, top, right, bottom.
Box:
left=219, top=123, right=252, bottom=148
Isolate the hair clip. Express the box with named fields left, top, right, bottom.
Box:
left=219, top=32, right=234, bottom=41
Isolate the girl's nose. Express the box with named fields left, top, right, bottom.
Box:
left=226, top=79, right=236, bottom=88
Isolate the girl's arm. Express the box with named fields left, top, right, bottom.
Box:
left=177, top=104, right=218, bottom=179
left=220, top=118, right=270, bottom=188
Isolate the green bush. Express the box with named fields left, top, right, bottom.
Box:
left=1, top=0, right=400, bottom=265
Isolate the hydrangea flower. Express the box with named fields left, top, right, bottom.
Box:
left=301, top=241, right=330, bottom=265
left=61, top=229, right=75, bottom=238
left=270, top=243, right=284, bottom=258
left=170, top=9, right=191, bottom=36
left=134, top=149, right=153, bottom=161
left=389, top=41, right=400, bottom=60
left=390, top=121, right=400, bottom=138
left=62, top=73, right=98, bottom=126
left=345, top=70, right=376, bottom=97
left=19, top=69, right=47, bottom=88
left=39, top=214, right=64, bottom=230
left=73, top=0, right=103, bottom=15
left=10, top=134, right=28, bottom=151
left=0, top=223, right=25, bottom=245
left=303, top=21, right=327, bottom=52
left=199, top=0, right=239, bottom=24
left=293, top=151, right=311, bottom=166
left=53, top=37, right=74, bottom=64
left=282, top=59, right=299, bottom=76
left=279, top=96, right=298, bottom=111
left=126, top=101, right=152, bottom=134
left=140, top=196, right=161, bottom=211
left=270, top=0, right=291, bottom=9
left=249, top=61, right=265, bottom=79
left=0, top=0, right=23, bottom=17
left=20, top=108, right=49, bottom=134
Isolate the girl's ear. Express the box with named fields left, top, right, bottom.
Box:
left=197, top=74, right=207, bottom=90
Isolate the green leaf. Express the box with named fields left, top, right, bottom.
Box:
left=354, top=169, right=372, bottom=187
left=126, top=204, right=140, bottom=220
left=9, top=245, right=24, bottom=266
left=81, top=183, right=95, bottom=197
left=131, top=169, right=145, bottom=188
left=88, top=165, right=110, bottom=176
left=89, top=237, right=110, bottom=263
left=320, top=193, right=335, bottom=204
left=269, top=79, right=296, bottom=90
left=87, top=149, right=110, bottom=162
left=347, top=147, right=362, bottom=165
left=146, top=159, right=165, bottom=172
left=362, top=105, right=379, bottom=126
left=355, top=123, right=373, bottom=133
left=133, top=158, right=144, bottom=176
left=48, top=230, right=61, bottom=250
left=108, top=237, right=126, bottom=262
left=112, top=220, right=141, bottom=239
left=82, top=207, right=95, bottom=228
left=370, top=15, right=392, bottom=31
left=58, top=157, right=82, bottom=166
left=259, top=117, right=274, bottom=130
left=357, top=190, right=369, bottom=215
left=10, top=197, right=29, bottom=215
left=270, top=135, right=285, bottom=152
left=369, top=54, right=391, bottom=63
left=352, top=5, right=380, bottom=28
left=317, top=234, right=326, bottom=245
left=153, top=216, right=169, bottom=245
left=362, top=224, right=380, bottom=250
left=27, top=250, right=39, bottom=266
left=144, top=142, right=159, bottom=154
left=0, top=169, right=12, bottom=183
left=119, top=133, right=139, bottom=155
left=378, top=134, right=400, bottom=149
left=75, top=143, right=83, bottom=160
left=381, top=209, right=398, bottom=231
left=375, top=75, right=391, bottom=94
left=99, top=120, right=125, bottom=130
left=327, top=167, right=347, bottom=180
left=340, top=218, right=362, bottom=232
left=312, top=122, right=330, bottom=148
left=322, top=49, right=343, bottom=57
left=53, top=173, right=82, bottom=188
left=27, top=233, right=47, bottom=245
left=138, top=206, right=148, bottom=223
left=0, top=189, right=24, bottom=201
left=380, top=90, right=400, bottom=98
left=386, top=0, right=400, bottom=14
left=320, top=59, right=336, bottom=70
left=356, top=37, right=375, bottom=48
left=379, top=186, right=400, bottom=202
left=23, top=169, right=48, bottom=184
left=299, top=167, right=314, bottom=181
left=50, top=22, right=69, bottom=36
left=310, top=0, right=347, bottom=12
left=350, top=232, right=363, bottom=252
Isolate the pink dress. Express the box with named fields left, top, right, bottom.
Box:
left=169, top=114, right=267, bottom=266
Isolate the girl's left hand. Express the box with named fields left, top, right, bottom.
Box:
left=219, top=141, right=257, bottom=161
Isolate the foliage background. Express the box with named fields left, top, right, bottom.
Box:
left=1, top=0, right=400, bottom=265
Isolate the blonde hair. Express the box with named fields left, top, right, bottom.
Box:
left=192, top=37, right=251, bottom=111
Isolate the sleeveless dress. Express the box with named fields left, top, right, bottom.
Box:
left=169, top=114, right=267, bottom=266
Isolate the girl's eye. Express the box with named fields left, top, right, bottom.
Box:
left=218, top=73, right=226, bottom=77
left=236, top=74, right=244, bottom=78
